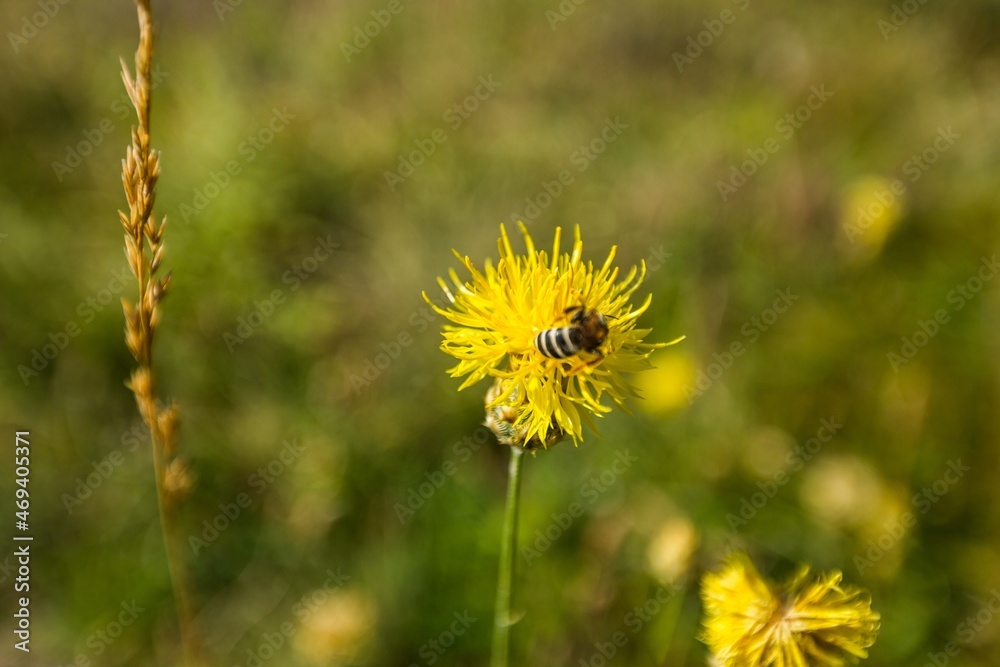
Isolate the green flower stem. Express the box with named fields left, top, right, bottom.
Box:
left=491, top=445, right=524, bottom=667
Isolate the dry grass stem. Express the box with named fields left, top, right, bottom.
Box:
left=119, top=0, right=203, bottom=664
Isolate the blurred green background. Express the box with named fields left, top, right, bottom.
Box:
left=1, top=0, right=999, bottom=665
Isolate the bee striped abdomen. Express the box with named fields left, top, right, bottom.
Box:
left=534, top=326, right=583, bottom=359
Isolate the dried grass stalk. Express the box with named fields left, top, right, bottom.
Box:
left=119, top=1, right=203, bottom=664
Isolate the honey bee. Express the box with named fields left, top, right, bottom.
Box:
left=534, top=305, right=609, bottom=360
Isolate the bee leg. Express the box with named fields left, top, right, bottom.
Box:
left=566, top=353, right=605, bottom=375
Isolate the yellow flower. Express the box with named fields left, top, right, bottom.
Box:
left=701, top=553, right=880, bottom=667
left=838, top=175, right=905, bottom=261
left=425, top=223, right=681, bottom=446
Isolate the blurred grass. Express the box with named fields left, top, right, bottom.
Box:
left=1, top=0, right=999, bottom=665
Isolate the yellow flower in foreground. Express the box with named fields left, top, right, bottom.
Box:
left=701, top=553, right=880, bottom=667
left=425, top=223, right=681, bottom=446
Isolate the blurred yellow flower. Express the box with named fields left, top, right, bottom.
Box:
left=426, top=223, right=681, bottom=446
left=635, top=350, right=697, bottom=414
left=293, top=589, right=377, bottom=665
left=646, top=515, right=699, bottom=583
left=701, top=553, right=880, bottom=667
left=839, top=175, right=905, bottom=259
